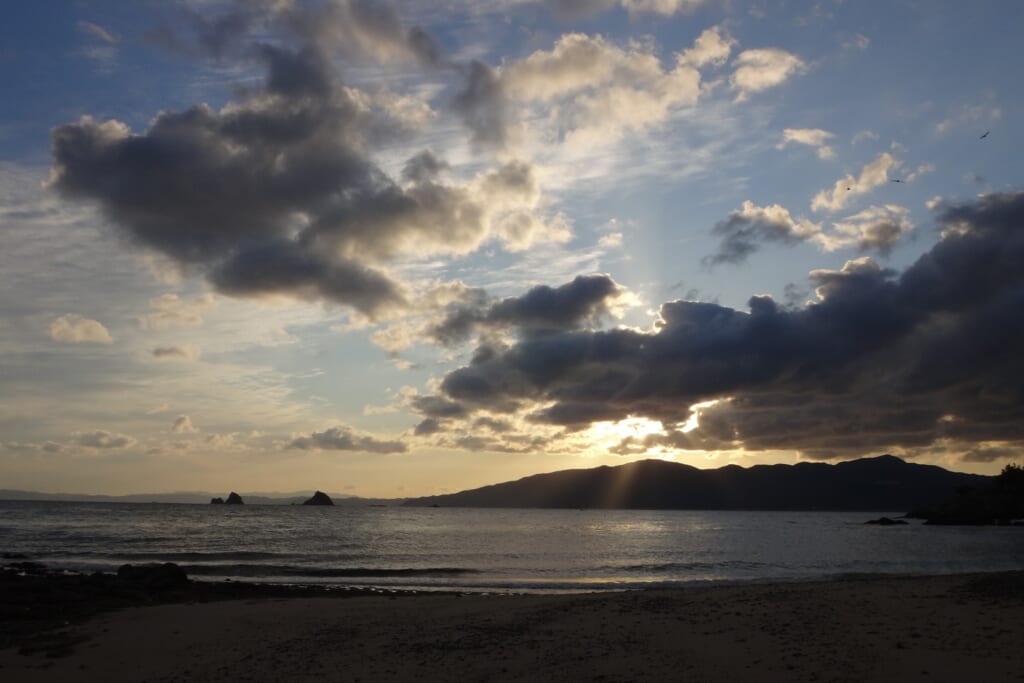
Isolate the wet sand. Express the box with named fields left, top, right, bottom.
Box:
left=2, top=572, right=1024, bottom=682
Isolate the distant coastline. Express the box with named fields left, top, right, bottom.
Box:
left=0, top=454, right=997, bottom=512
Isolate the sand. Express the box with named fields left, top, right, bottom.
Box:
left=2, top=573, right=1023, bottom=682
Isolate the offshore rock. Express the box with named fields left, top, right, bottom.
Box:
left=865, top=517, right=908, bottom=525
left=225, top=492, right=244, bottom=505
left=303, top=490, right=334, bottom=506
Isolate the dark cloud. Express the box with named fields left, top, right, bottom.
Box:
left=410, top=395, right=467, bottom=419
left=50, top=26, right=541, bottom=318
left=961, top=446, right=1020, bottom=463
left=142, top=4, right=258, bottom=59
left=473, top=417, right=512, bottom=433
left=210, top=241, right=405, bottom=317
left=433, top=191, right=1024, bottom=458
left=401, top=150, right=450, bottom=184
left=152, top=345, right=198, bottom=361
left=288, top=426, right=407, bottom=453
left=451, top=61, right=509, bottom=149
left=706, top=202, right=912, bottom=266
left=550, top=0, right=619, bottom=19
left=428, top=274, right=627, bottom=346
left=413, top=418, right=443, bottom=436
left=75, top=430, right=136, bottom=449
left=145, top=0, right=441, bottom=66
left=282, top=0, right=442, bottom=66
left=705, top=201, right=812, bottom=266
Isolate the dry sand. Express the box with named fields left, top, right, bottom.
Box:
left=2, top=573, right=1023, bottom=682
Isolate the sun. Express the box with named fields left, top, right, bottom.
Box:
left=584, top=417, right=667, bottom=455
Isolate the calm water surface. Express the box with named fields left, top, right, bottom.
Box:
left=2, top=501, right=1023, bottom=592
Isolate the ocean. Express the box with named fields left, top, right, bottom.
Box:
left=3, top=500, right=1023, bottom=592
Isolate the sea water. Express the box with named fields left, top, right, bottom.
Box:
left=2, top=501, right=1023, bottom=592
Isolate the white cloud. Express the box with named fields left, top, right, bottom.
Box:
left=679, top=26, right=735, bottom=68
left=499, top=31, right=709, bottom=150
left=903, top=163, right=935, bottom=183
left=48, top=314, right=113, bottom=344
left=777, top=128, right=835, bottom=160
left=730, top=48, right=806, bottom=99
left=851, top=130, right=879, bottom=145
left=620, top=0, right=705, bottom=15
left=811, top=152, right=899, bottom=213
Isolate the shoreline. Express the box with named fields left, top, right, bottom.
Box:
left=3, top=565, right=1024, bottom=682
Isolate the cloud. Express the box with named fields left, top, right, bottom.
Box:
left=77, top=21, right=118, bottom=44
left=679, top=26, right=735, bottom=68
left=152, top=345, right=200, bottom=361
left=74, top=430, right=136, bottom=449
left=620, top=0, right=706, bottom=15
left=48, top=314, right=113, bottom=344
left=141, top=293, right=215, bottom=329
left=451, top=61, right=509, bottom=149
left=426, top=274, right=634, bottom=347
left=502, top=33, right=666, bottom=101
left=705, top=200, right=822, bottom=265
left=707, top=201, right=913, bottom=266
left=50, top=33, right=562, bottom=319
left=427, top=191, right=1024, bottom=459
left=77, top=20, right=120, bottom=68
left=843, top=34, right=870, bottom=51
left=851, top=130, right=879, bottom=145
left=282, top=0, right=442, bottom=66
left=288, top=426, right=407, bottom=453
left=777, top=128, right=835, bottom=160
left=730, top=48, right=806, bottom=100
left=550, top=0, right=705, bottom=18
left=144, top=0, right=440, bottom=66
left=811, top=152, right=899, bottom=213
left=171, top=415, right=199, bottom=433
left=817, top=205, right=912, bottom=255
left=452, top=29, right=713, bottom=151
left=935, top=102, right=1002, bottom=135
left=960, top=445, right=1020, bottom=463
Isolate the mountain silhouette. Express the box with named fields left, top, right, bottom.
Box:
left=403, top=455, right=990, bottom=511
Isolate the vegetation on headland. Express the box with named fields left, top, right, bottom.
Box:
left=913, top=464, right=1024, bottom=525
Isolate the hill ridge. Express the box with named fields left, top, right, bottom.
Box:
left=403, top=455, right=989, bottom=511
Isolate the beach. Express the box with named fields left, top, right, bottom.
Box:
left=3, top=571, right=1023, bottom=682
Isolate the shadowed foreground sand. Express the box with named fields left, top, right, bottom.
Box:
left=3, top=573, right=1023, bottom=682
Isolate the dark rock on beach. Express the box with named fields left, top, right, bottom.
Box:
left=225, top=492, right=244, bottom=505
left=303, top=490, right=334, bottom=506
left=210, top=497, right=225, bottom=504
left=117, top=563, right=190, bottom=590
left=0, top=560, right=392, bottom=656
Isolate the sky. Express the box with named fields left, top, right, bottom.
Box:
left=1, top=0, right=1023, bottom=497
